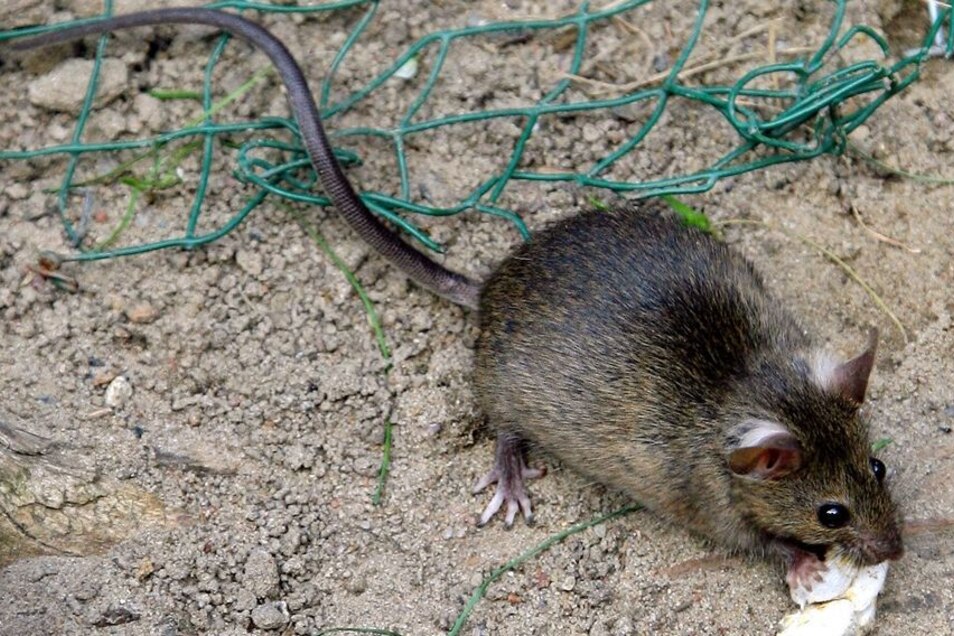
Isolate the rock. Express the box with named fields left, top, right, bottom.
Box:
left=0, top=420, right=185, bottom=567
left=126, top=302, right=159, bottom=324
left=244, top=549, right=280, bottom=599
left=0, top=0, right=45, bottom=28
left=234, top=589, right=257, bottom=612
left=345, top=575, right=367, bottom=595
left=283, top=444, right=313, bottom=471
left=91, top=605, right=140, bottom=627
left=28, top=58, right=129, bottom=113
left=236, top=249, right=264, bottom=277
left=135, top=557, right=155, bottom=581
left=250, top=602, right=289, bottom=630
left=105, top=376, right=133, bottom=408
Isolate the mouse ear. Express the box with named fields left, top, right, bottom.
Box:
left=829, top=328, right=878, bottom=406
left=728, top=420, right=802, bottom=480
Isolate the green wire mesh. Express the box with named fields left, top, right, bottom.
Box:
left=0, top=0, right=950, bottom=263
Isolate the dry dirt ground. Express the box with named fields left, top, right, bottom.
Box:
left=0, top=1, right=952, bottom=635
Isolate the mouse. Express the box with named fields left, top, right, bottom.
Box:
left=7, top=8, right=903, bottom=590
left=473, top=205, right=902, bottom=589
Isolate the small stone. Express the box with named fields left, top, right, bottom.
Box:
left=135, top=557, right=155, bottom=581
left=851, top=125, right=871, bottom=143
left=74, top=579, right=101, bottom=602
left=559, top=575, right=576, bottom=591
left=234, top=589, right=257, bottom=612
left=105, top=376, right=133, bottom=408
left=244, top=549, right=280, bottom=599
left=236, top=248, right=264, bottom=277
left=91, top=605, right=140, bottom=627
left=283, top=444, right=313, bottom=471
left=0, top=0, right=45, bottom=28
left=126, top=302, right=159, bottom=324
left=6, top=183, right=28, bottom=200
left=345, top=575, right=367, bottom=595
left=533, top=569, right=550, bottom=589
left=582, top=123, right=601, bottom=143
left=589, top=621, right=611, bottom=636
left=250, top=602, right=289, bottom=630
left=612, top=616, right=635, bottom=635
left=28, top=58, right=129, bottom=113
left=92, top=370, right=116, bottom=387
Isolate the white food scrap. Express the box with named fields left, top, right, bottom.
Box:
left=778, top=558, right=888, bottom=636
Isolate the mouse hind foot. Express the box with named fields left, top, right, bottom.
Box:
left=473, top=431, right=546, bottom=527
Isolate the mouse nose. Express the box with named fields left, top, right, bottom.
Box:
left=862, top=528, right=903, bottom=563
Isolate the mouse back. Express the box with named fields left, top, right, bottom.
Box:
left=478, top=204, right=809, bottom=418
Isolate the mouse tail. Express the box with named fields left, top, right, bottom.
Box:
left=9, top=8, right=481, bottom=309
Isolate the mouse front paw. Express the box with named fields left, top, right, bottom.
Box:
left=473, top=432, right=545, bottom=527
left=785, top=551, right=829, bottom=598
left=784, top=547, right=853, bottom=608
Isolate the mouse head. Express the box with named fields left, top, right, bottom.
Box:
left=725, top=330, right=903, bottom=565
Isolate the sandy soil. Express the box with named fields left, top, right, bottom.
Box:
left=0, top=1, right=952, bottom=635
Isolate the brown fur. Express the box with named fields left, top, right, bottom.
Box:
left=474, top=204, right=902, bottom=565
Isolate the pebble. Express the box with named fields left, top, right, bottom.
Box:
left=135, top=557, right=155, bottom=581
left=582, top=123, right=602, bottom=143
left=0, top=0, right=45, bottom=28
left=250, top=602, right=289, bottom=630
left=91, top=605, right=140, bottom=627
left=236, top=248, right=264, bottom=277
left=5, top=183, right=28, bottom=200
left=283, top=444, right=313, bottom=471
left=244, top=549, right=281, bottom=600
left=345, top=575, right=367, bottom=594
left=560, top=575, right=577, bottom=591
left=105, top=376, right=133, bottom=408
left=126, top=302, right=159, bottom=324
left=234, top=589, right=257, bottom=612
left=28, top=58, right=129, bottom=113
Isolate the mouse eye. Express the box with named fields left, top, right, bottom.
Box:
left=817, top=503, right=850, bottom=529
left=870, top=457, right=886, bottom=483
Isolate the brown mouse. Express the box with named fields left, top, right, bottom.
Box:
left=8, top=8, right=903, bottom=588
left=473, top=205, right=902, bottom=588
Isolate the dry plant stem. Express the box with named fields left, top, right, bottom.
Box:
left=851, top=209, right=922, bottom=254
left=716, top=219, right=908, bottom=341
left=574, top=16, right=784, bottom=92
left=657, top=554, right=742, bottom=578
left=611, top=15, right=654, bottom=71
left=568, top=46, right=816, bottom=94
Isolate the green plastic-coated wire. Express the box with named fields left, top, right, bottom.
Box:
left=0, top=1, right=949, bottom=263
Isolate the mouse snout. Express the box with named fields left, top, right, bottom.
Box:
left=860, top=527, right=903, bottom=563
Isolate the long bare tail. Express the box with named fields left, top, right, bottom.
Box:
left=10, top=8, right=481, bottom=309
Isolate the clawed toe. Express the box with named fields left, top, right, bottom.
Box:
left=474, top=432, right=545, bottom=527
left=473, top=468, right=499, bottom=494
left=476, top=479, right=534, bottom=527
left=478, top=486, right=507, bottom=526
